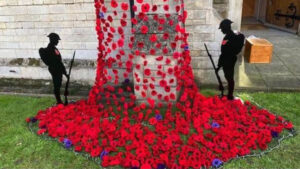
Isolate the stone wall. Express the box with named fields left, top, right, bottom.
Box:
left=0, top=0, right=98, bottom=85
left=0, top=0, right=244, bottom=94
left=185, top=0, right=224, bottom=85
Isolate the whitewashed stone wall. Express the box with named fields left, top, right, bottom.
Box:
left=185, top=0, right=224, bottom=84
left=0, top=0, right=243, bottom=89
left=0, top=0, right=97, bottom=85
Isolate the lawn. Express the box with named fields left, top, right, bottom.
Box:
left=0, top=89, right=299, bottom=168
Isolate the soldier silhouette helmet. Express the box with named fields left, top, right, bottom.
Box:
left=47, top=33, right=61, bottom=40
left=219, top=19, right=233, bottom=29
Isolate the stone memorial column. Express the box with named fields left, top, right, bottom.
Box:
left=131, top=1, right=182, bottom=105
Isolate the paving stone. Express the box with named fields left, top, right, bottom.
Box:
left=236, top=74, right=267, bottom=90
left=283, top=63, right=300, bottom=76
left=255, top=64, right=293, bottom=76
left=261, top=75, right=300, bottom=90
left=239, top=27, right=300, bottom=90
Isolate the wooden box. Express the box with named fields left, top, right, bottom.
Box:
left=244, top=38, right=273, bottom=63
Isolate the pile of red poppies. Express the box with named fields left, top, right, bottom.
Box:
left=30, top=94, right=293, bottom=168
left=27, top=0, right=294, bottom=168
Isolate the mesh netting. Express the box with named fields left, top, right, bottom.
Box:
left=88, top=0, right=195, bottom=108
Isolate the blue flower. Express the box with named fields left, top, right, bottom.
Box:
left=211, top=122, right=220, bottom=128
left=271, top=130, right=279, bottom=138
left=63, top=138, right=72, bottom=149
left=184, top=45, right=189, bottom=51
left=212, top=158, right=223, bottom=168
left=155, top=114, right=163, bottom=121
left=157, top=164, right=166, bottom=169
left=99, top=12, right=105, bottom=18
left=100, top=150, right=109, bottom=160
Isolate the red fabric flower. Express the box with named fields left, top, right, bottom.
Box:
left=163, top=33, right=169, bottom=40
left=149, top=34, right=157, bottom=43
left=140, top=25, right=148, bottom=34
left=152, top=5, right=158, bottom=12
left=149, top=48, right=156, bottom=55
left=131, top=18, right=138, bottom=25
left=163, top=4, right=169, bottom=11
left=141, top=3, right=150, bottom=13
left=121, top=2, right=129, bottom=11
left=144, top=69, right=151, bottom=76
left=138, top=42, right=144, bottom=48
left=110, top=0, right=118, bottom=8
left=156, top=56, right=163, bottom=61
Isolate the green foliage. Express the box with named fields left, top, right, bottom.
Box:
left=0, top=91, right=299, bottom=168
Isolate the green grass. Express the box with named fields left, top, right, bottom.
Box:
left=0, top=90, right=299, bottom=168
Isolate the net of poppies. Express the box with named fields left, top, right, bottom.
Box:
left=27, top=0, right=295, bottom=168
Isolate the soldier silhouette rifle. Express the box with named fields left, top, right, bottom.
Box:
left=39, top=33, right=70, bottom=105
left=209, top=19, right=245, bottom=100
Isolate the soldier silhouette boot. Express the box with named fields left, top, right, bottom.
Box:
left=55, top=92, right=63, bottom=104
left=227, top=79, right=235, bottom=100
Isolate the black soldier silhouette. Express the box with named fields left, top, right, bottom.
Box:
left=216, top=19, right=245, bottom=100
left=39, top=33, right=68, bottom=104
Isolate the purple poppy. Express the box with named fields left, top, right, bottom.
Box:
left=157, top=164, right=166, bottom=169
left=211, top=122, right=220, bottom=128
left=184, top=45, right=189, bottom=51
left=100, top=150, right=109, bottom=160
left=212, top=159, right=223, bottom=168
left=271, top=130, right=279, bottom=138
left=31, top=117, right=37, bottom=123
left=155, top=114, right=163, bottom=121
left=124, top=78, right=130, bottom=84
left=63, top=138, right=72, bottom=149
left=99, top=12, right=105, bottom=18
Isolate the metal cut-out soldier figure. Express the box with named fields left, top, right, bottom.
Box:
left=216, top=19, right=245, bottom=100
left=39, top=33, right=68, bottom=104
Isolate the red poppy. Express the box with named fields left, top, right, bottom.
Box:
left=176, top=5, right=181, bottom=12
left=158, top=18, right=165, bottom=25
left=162, top=47, right=168, bottom=54
left=120, top=19, right=127, bottom=27
left=163, top=33, right=169, bottom=40
left=149, top=34, right=157, bottom=43
left=138, top=42, right=144, bottom=48
left=152, top=5, right=158, bottom=12
left=131, top=18, right=138, bottom=25
left=165, top=86, right=171, bottom=92
left=159, top=80, right=167, bottom=87
left=140, top=25, right=148, bottom=34
left=110, top=0, right=118, bottom=8
left=117, top=39, right=124, bottom=47
left=141, top=3, right=150, bottom=13
left=163, top=4, right=169, bottom=11
left=156, top=56, right=163, bottom=61
left=155, top=43, right=162, bottom=49
left=144, top=69, right=151, bottom=76
left=121, top=2, right=129, bottom=11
